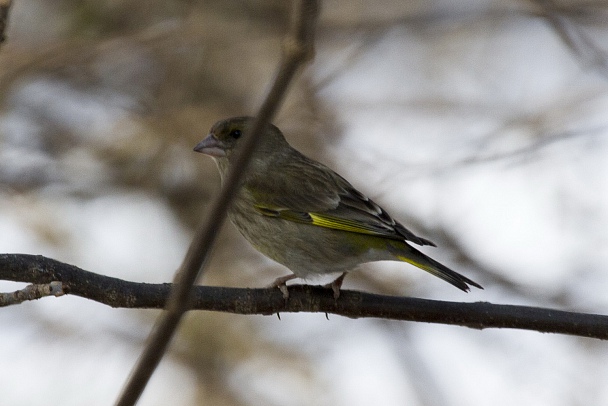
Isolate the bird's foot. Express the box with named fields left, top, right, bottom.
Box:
left=268, top=274, right=297, bottom=299
left=324, top=272, right=347, bottom=300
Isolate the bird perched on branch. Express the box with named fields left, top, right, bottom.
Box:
left=194, top=116, right=482, bottom=298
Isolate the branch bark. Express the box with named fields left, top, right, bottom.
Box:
left=2, top=253, right=608, bottom=340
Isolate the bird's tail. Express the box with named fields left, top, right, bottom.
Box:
left=390, top=242, right=483, bottom=292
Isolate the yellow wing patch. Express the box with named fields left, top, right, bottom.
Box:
left=254, top=205, right=395, bottom=238
left=308, top=213, right=382, bottom=235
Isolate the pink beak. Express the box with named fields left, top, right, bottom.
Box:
left=193, top=133, right=226, bottom=158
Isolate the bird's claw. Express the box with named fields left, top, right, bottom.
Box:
left=268, top=274, right=297, bottom=299
left=278, top=284, right=290, bottom=300
left=324, top=272, right=347, bottom=300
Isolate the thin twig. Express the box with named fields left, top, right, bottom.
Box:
left=114, top=2, right=320, bottom=405
left=0, top=0, right=11, bottom=45
left=2, top=254, right=608, bottom=340
left=0, top=281, right=64, bottom=306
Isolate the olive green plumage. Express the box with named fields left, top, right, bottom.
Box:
left=194, top=116, right=482, bottom=296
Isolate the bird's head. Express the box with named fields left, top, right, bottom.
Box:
left=194, top=116, right=291, bottom=176
left=195, top=116, right=290, bottom=156
left=193, top=116, right=248, bottom=159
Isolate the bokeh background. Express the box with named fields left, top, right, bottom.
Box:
left=1, top=0, right=608, bottom=405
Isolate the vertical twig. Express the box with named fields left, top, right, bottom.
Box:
left=114, top=1, right=320, bottom=405
left=0, top=0, right=12, bottom=45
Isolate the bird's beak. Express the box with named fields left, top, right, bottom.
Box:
left=193, top=133, right=226, bottom=158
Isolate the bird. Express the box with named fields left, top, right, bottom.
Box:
left=194, top=116, right=482, bottom=298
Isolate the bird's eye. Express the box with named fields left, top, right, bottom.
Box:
left=229, top=129, right=242, bottom=139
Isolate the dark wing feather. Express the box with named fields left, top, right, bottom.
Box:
left=246, top=152, right=435, bottom=247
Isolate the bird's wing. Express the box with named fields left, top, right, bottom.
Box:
left=246, top=157, right=436, bottom=247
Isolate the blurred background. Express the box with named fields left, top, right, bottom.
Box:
left=1, top=0, right=608, bottom=405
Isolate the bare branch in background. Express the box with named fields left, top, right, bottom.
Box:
left=115, top=1, right=320, bottom=405
left=533, top=0, right=608, bottom=78
left=0, top=0, right=11, bottom=45
left=2, top=254, right=608, bottom=340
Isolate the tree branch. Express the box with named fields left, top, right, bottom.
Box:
left=2, top=254, right=608, bottom=340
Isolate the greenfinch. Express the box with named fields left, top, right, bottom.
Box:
left=194, top=116, right=482, bottom=298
